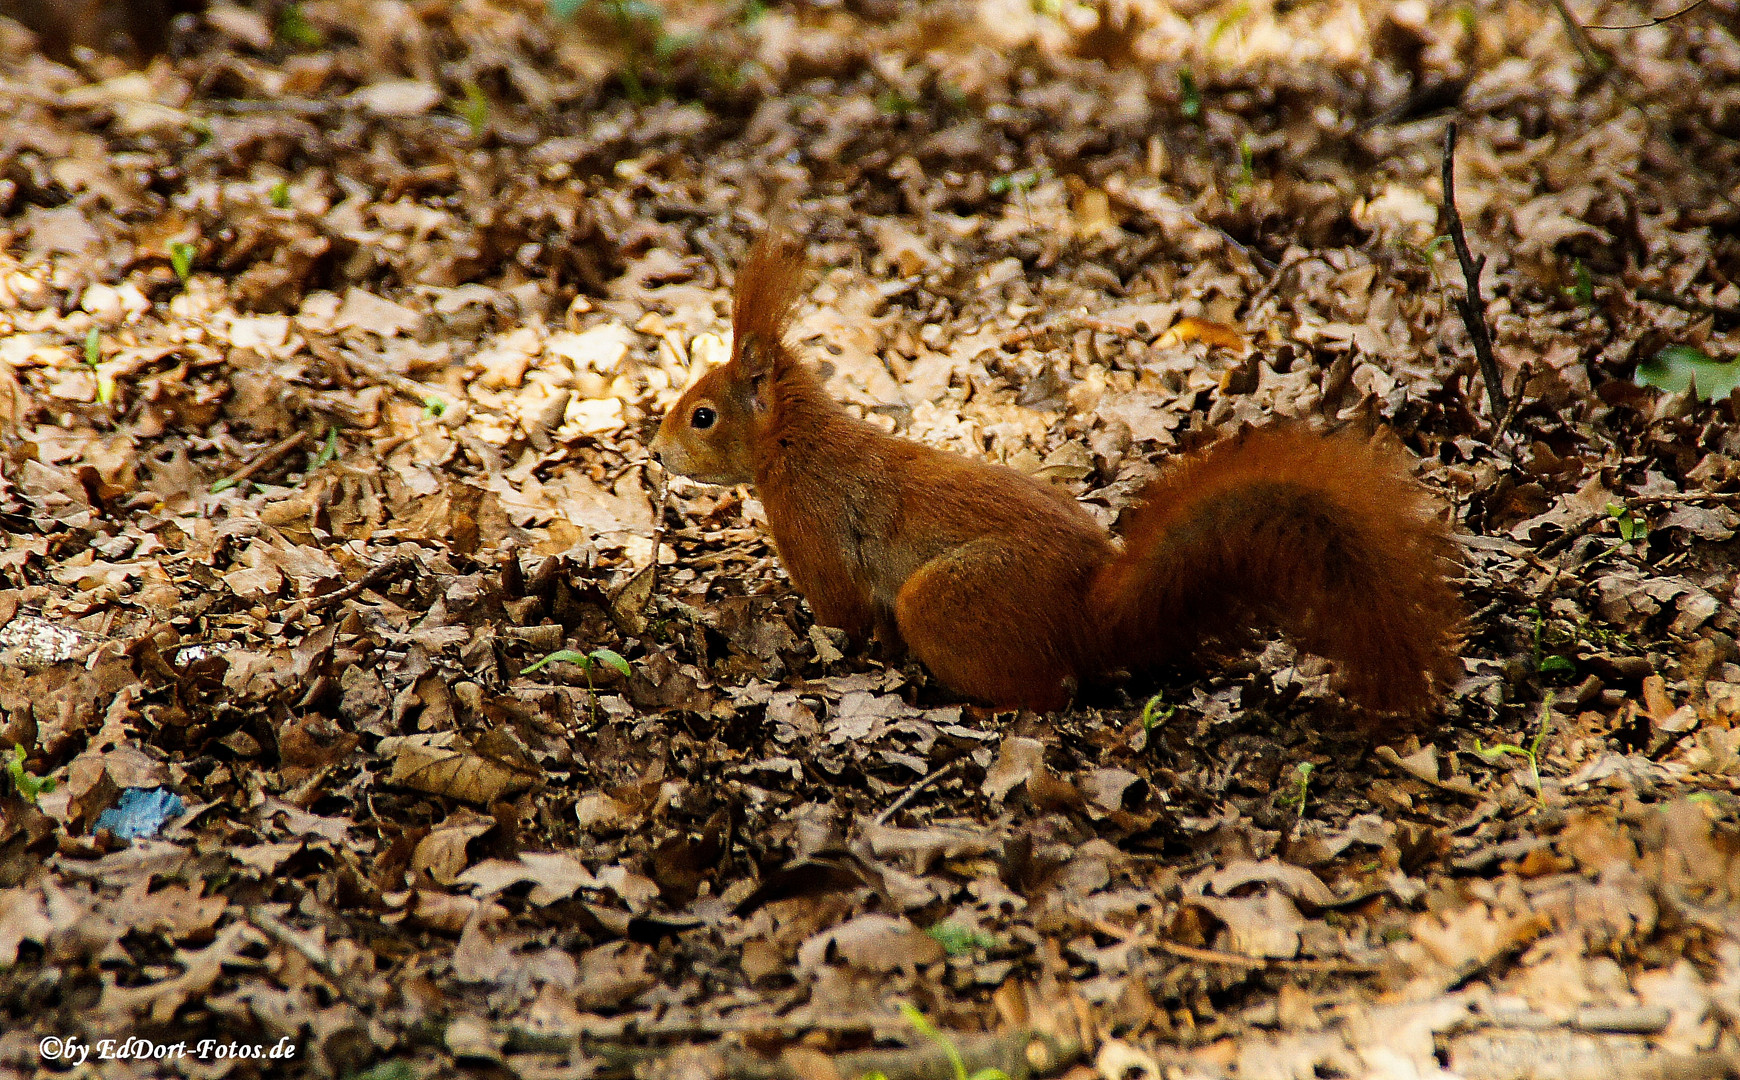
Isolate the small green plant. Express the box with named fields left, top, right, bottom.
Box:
left=1538, top=654, right=1576, bottom=676
left=875, top=88, right=915, bottom=115
left=7, top=745, right=55, bottom=803
left=988, top=167, right=1047, bottom=196
left=926, top=923, right=1001, bottom=956
left=348, top=1061, right=416, bottom=1080
left=1607, top=501, right=1647, bottom=543
left=1178, top=69, right=1202, bottom=119
left=422, top=397, right=447, bottom=419
left=1278, top=761, right=1314, bottom=824
left=1228, top=136, right=1256, bottom=207
left=1206, top=0, right=1252, bottom=50
left=1635, top=344, right=1740, bottom=401
left=1140, top=693, right=1174, bottom=735
left=310, top=426, right=339, bottom=471
left=522, top=647, right=633, bottom=721
left=739, top=0, right=767, bottom=25
left=549, top=0, right=668, bottom=101
left=889, top=1002, right=1012, bottom=1080
left=1526, top=606, right=1576, bottom=678
left=268, top=179, right=292, bottom=209
left=456, top=79, right=490, bottom=138
left=1565, top=258, right=1594, bottom=306
left=1475, top=693, right=1554, bottom=809
left=277, top=3, right=324, bottom=48
left=83, top=326, right=114, bottom=404
left=168, top=241, right=196, bottom=285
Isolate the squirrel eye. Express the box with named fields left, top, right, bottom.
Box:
left=690, top=406, right=717, bottom=430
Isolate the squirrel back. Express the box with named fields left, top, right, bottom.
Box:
left=652, top=233, right=1463, bottom=713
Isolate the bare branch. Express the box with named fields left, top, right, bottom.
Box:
left=1441, top=123, right=1510, bottom=431
left=1586, top=0, right=1709, bottom=30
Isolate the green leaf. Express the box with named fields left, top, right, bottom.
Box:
left=169, top=241, right=196, bottom=284
left=312, top=426, right=339, bottom=470
left=925, top=922, right=1000, bottom=956
left=277, top=3, right=324, bottom=47
left=457, top=79, right=490, bottom=138
left=1570, top=258, right=1594, bottom=305
left=522, top=649, right=590, bottom=675
left=1475, top=740, right=1529, bottom=762
left=1538, top=654, right=1576, bottom=676
left=1635, top=344, right=1740, bottom=401
left=84, top=326, right=101, bottom=367
left=349, top=1061, right=416, bottom=1080
left=589, top=648, right=632, bottom=679
left=269, top=179, right=291, bottom=209
left=875, top=89, right=914, bottom=115
left=422, top=397, right=447, bottom=418
left=8, top=745, right=55, bottom=802
left=209, top=477, right=239, bottom=494
left=1179, top=69, right=1201, bottom=119
left=1606, top=502, right=1647, bottom=543
left=1206, top=2, right=1251, bottom=49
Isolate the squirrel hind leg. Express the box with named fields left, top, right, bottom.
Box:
left=893, top=539, right=1092, bottom=712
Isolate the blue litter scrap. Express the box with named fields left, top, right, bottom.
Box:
left=95, top=787, right=187, bottom=839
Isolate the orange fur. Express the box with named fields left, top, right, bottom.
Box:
left=650, top=234, right=1464, bottom=713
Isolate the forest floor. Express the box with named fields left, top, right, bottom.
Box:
left=1, top=0, right=1739, bottom=1077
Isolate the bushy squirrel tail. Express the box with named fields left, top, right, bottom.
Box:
left=1088, top=425, right=1463, bottom=712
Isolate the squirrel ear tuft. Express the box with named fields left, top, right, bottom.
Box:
left=731, top=230, right=806, bottom=377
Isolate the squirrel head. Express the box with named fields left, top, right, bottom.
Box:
left=651, top=232, right=807, bottom=486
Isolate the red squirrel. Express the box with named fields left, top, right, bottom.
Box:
left=650, top=233, right=1462, bottom=713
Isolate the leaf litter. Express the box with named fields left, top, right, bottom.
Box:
left=0, top=0, right=1738, bottom=1077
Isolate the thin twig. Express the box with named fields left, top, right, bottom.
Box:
left=1545, top=0, right=1615, bottom=69
left=1090, top=918, right=1381, bottom=974
left=649, top=462, right=669, bottom=597
left=1626, top=491, right=1740, bottom=505
left=1585, top=0, right=1708, bottom=29
left=1496, top=360, right=1534, bottom=433
left=1155, top=936, right=1380, bottom=974
left=1636, top=286, right=1740, bottom=327
left=246, top=906, right=378, bottom=1008
left=1442, top=123, right=1510, bottom=429
left=339, top=346, right=467, bottom=418
left=213, top=430, right=308, bottom=491
left=874, top=760, right=959, bottom=826
left=279, top=554, right=417, bottom=624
